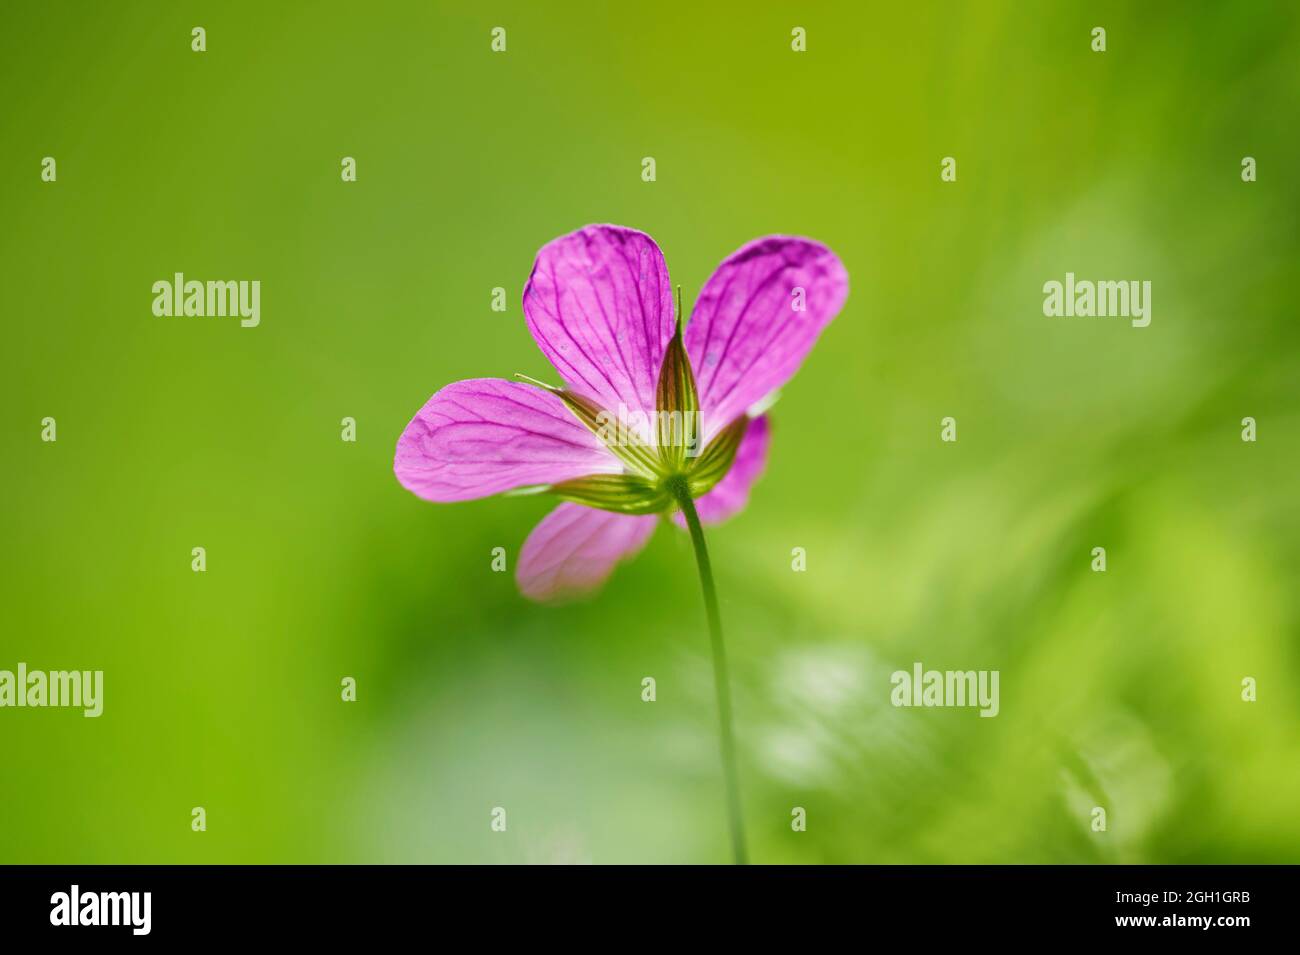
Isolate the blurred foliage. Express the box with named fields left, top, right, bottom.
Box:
left=1, top=1, right=1297, bottom=862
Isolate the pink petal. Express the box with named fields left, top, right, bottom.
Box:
left=394, top=379, right=620, bottom=502
left=675, top=415, right=771, bottom=528
left=685, top=237, right=848, bottom=441
left=516, top=503, right=659, bottom=602
left=523, top=225, right=675, bottom=438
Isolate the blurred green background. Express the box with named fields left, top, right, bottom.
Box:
left=2, top=1, right=1298, bottom=864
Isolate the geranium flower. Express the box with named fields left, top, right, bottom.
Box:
left=394, top=225, right=848, bottom=600
left=394, top=224, right=847, bottom=863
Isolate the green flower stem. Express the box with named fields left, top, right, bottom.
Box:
left=669, top=476, right=749, bottom=865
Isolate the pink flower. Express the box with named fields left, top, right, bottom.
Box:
left=394, top=225, right=848, bottom=601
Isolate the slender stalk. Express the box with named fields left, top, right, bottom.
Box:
left=669, top=477, right=748, bottom=865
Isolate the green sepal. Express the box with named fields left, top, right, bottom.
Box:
left=549, top=473, right=672, bottom=515
left=500, top=484, right=550, bottom=497
left=685, top=415, right=749, bottom=498
left=654, top=316, right=701, bottom=472
left=515, top=374, right=661, bottom=478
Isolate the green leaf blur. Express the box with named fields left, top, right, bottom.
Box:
left=1, top=1, right=1297, bottom=863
